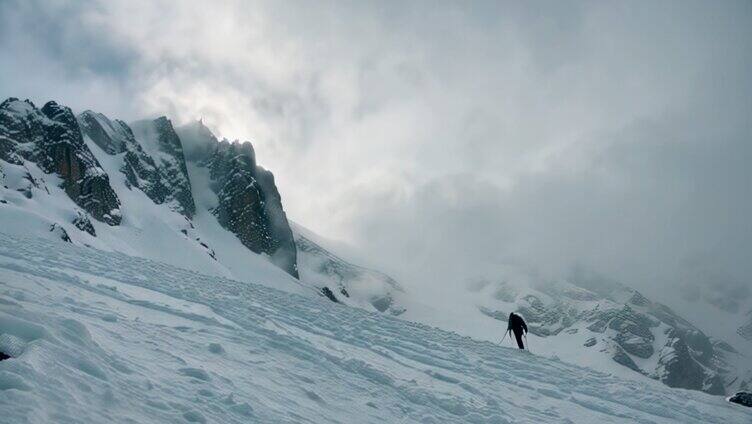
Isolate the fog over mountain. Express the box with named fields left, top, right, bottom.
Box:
left=1, top=0, right=750, bottom=315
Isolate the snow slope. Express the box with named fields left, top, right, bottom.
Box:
left=1, top=232, right=749, bottom=423
left=292, top=221, right=407, bottom=315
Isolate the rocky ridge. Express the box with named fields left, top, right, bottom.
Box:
left=1, top=98, right=121, bottom=224
left=79, top=111, right=195, bottom=218
left=1, top=97, right=295, bottom=277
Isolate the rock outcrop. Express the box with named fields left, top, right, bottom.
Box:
left=3, top=98, right=300, bottom=278
left=205, top=139, right=298, bottom=278
left=79, top=112, right=196, bottom=218
left=127, top=117, right=196, bottom=218
left=0, top=98, right=121, bottom=225
left=174, top=120, right=300, bottom=278
left=728, top=392, right=752, bottom=407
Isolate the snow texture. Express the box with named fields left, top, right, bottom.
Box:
left=0, top=232, right=750, bottom=423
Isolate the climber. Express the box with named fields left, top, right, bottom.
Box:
left=506, top=312, right=528, bottom=350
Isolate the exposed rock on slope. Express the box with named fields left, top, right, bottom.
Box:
left=129, top=117, right=196, bottom=218
left=79, top=111, right=196, bottom=218
left=206, top=140, right=298, bottom=277
left=0, top=98, right=121, bottom=224
left=177, top=121, right=299, bottom=278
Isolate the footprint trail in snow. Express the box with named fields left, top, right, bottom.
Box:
left=0, top=232, right=749, bottom=423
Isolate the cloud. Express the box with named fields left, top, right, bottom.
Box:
left=1, top=0, right=750, bottom=300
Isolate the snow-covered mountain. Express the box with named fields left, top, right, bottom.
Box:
left=0, top=97, right=396, bottom=312
left=1, top=232, right=750, bottom=423
left=0, top=96, right=748, bottom=402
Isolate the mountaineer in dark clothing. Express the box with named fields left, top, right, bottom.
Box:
left=507, top=312, right=528, bottom=350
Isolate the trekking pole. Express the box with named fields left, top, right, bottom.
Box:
left=499, top=330, right=508, bottom=345
left=524, top=334, right=531, bottom=353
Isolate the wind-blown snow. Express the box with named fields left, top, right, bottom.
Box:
left=0, top=232, right=749, bottom=423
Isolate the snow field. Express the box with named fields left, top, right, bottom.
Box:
left=0, top=232, right=750, bottom=423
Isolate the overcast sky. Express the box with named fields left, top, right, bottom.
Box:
left=1, top=0, right=750, bottom=302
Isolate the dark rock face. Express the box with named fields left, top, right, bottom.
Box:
left=206, top=140, right=298, bottom=278
left=79, top=115, right=298, bottom=277
left=321, top=287, right=339, bottom=303
left=77, top=110, right=129, bottom=154
left=120, top=117, right=196, bottom=218
left=728, top=392, right=752, bottom=407
left=0, top=99, right=44, bottom=165
left=80, top=110, right=197, bottom=218
left=39, top=102, right=122, bottom=225
left=144, top=118, right=195, bottom=218
left=72, top=211, right=96, bottom=236
left=0, top=98, right=121, bottom=225
left=659, top=333, right=725, bottom=395
left=0, top=129, right=24, bottom=165
left=612, top=344, right=640, bottom=372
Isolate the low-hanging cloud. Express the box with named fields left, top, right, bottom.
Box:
left=1, top=0, right=750, bottom=302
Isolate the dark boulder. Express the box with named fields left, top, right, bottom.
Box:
left=728, top=392, right=752, bottom=408
left=321, top=287, right=338, bottom=303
